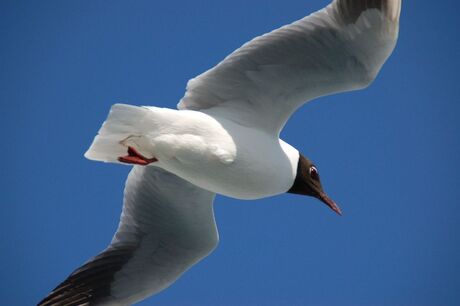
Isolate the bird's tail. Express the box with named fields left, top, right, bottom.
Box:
left=84, top=103, right=156, bottom=164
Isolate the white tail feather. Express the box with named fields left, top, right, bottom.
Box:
left=84, top=104, right=155, bottom=163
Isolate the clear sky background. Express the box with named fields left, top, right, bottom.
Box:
left=1, top=1, right=459, bottom=305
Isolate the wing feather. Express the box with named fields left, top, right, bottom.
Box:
left=178, top=0, right=401, bottom=134
left=38, top=167, right=218, bottom=306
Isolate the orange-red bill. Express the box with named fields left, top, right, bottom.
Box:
left=319, top=192, right=342, bottom=216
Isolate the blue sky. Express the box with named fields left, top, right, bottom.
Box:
left=1, top=0, right=459, bottom=305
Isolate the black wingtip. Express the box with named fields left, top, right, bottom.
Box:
left=37, top=247, right=135, bottom=306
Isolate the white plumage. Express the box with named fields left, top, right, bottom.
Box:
left=39, top=1, right=401, bottom=305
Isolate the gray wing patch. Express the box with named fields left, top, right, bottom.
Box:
left=178, top=0, right=401, bottom=134
left=38, top=167, right=218, bottom=306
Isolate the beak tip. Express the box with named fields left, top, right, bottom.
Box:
left=319, top=192, right=342, bottom=216
left=335, top=207, right=343, bottom=216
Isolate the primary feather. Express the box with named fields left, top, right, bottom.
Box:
left=39, top=1, right=401, bottom=305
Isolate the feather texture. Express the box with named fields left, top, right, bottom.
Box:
left=38, top=167, right=217, bottom=306
left=179, top=0, right=401, bottom=135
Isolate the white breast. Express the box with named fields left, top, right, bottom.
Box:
left=147, top=109, right=298, bottom=200
left=84, top=104, right=299, bottom=199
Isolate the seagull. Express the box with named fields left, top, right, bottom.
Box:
left=38, top=0, right=401, bottom=305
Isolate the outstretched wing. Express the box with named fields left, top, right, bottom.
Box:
left=178, top=0, right=402, bottom=135
left=38, top=166, right=218, bottom=306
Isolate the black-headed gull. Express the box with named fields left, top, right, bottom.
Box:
left=39, top=0, right=401, bottom=305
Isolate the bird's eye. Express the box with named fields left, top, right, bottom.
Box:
left=309, top=166, right=319, bottom=181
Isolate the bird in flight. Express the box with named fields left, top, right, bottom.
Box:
left=38, top=0, right=401, bottom=305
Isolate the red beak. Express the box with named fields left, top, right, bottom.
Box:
left=319, top=192, right=342, bottom=216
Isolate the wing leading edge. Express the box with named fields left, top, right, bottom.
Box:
left=38, top=166, right=218, bottom=306
left=179, top=0, right=401, bottom=135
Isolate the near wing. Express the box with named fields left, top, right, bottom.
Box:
left=178, top=0, right=402, bottom=135
left=38, top=166, right=218, bottom=306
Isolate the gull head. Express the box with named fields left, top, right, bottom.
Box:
left=288, top=154, right=342, bottom=216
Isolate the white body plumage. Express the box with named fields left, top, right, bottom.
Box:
left=39, top=1, right=402, bottom=305
left=85, top=104, right=299, bottom=199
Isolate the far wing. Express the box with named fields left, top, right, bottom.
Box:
left=38, top=166, right=218, bottom=306
left=178, top=0, right=402, bottom=135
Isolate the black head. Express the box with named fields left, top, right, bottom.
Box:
left=288, top=154, right=342, bottom=215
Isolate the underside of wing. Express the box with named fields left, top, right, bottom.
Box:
left=178, top=0, right=401, bottom=135
left=38, top=167, right=218, bottom=306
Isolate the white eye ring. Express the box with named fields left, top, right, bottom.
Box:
left=309, top=166, right=319, bottom=180
left=310, top=166, right=318, bottom=175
